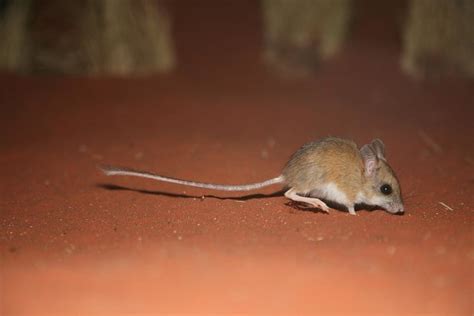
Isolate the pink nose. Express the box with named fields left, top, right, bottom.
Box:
left=394, top=205, right=404, bottom=214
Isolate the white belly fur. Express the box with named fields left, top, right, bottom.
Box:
left=317, top=182, right=350, bottom=206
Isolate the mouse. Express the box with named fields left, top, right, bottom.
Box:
left=100, top=137, right=404, bottom=215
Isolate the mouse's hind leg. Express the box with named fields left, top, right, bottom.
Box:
left=284, top=188, right=330, bottom=213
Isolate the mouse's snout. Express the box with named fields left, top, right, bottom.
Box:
left=387, top=203, right=404, bottom=214
left=385, top=203, right=405, bottom=215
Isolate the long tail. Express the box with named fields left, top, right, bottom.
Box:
left=99, top=165, right=284, bottom=191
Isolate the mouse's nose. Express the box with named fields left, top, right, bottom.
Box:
left=388, top=203, right=404, bottom=214
left=396, top=204, right=405, bottom=214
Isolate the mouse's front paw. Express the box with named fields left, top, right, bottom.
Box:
left=348, top=206, right=357, bottom=215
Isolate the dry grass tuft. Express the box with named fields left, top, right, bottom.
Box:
left=81, top=0, right=175, bottom=76
left=0, top=0, right=175, bottom=75
left=261, top=0, right=352, bottom=76
left=0, top=0, right=32, bottom=72
left=401, top=0, right=474, bottom=78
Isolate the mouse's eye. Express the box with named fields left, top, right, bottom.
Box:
left=380, top=184, right=392, bottom=195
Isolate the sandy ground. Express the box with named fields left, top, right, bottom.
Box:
left=1, top=1, right=473, bottom=315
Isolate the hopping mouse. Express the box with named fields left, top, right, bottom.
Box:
left=100, top=137, right=404, bottom=215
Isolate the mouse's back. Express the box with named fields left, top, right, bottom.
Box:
left=282, top=137, right=364, bottom=195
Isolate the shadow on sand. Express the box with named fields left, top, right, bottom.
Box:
left=97, top=183, right=399, bottom=215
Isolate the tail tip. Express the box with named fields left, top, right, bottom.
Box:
left=97, top=164, right=114, bottom=175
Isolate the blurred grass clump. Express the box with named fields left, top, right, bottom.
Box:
left=261, top=0, right=352, bottom=76
left=0, top=0, right=32, bottom=72
left=402, top=0, right=474, bottom=78
left=0, top=0, right=175, bottom=75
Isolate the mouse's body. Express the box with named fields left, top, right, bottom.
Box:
left=101, top=137, right=404, bottom=215
left=281, top=137, right=403, bottom=215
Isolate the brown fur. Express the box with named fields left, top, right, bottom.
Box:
left=283, top=137, right=363, bottom=202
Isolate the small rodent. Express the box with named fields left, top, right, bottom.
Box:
left=100, top=137, right=404, bottom=215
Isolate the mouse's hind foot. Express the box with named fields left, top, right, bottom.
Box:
left=284, top=188, right=330, bottom=213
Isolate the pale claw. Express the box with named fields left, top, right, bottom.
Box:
left=348, top=206, right=357, bottom=215
left=312, top=201, right=329, bottom=213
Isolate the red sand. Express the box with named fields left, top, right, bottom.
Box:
left=1, top=1, right=473, bottom=315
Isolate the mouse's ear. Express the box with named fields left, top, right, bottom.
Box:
left=371, top=139, right=386, bottom=160
left=360, top=144, right=378, bottom=177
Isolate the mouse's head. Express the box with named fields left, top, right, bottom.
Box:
left=360, top=139, right=404, bottom=214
